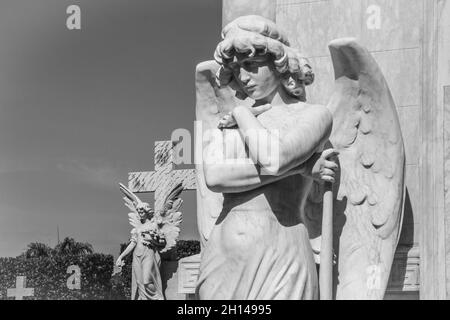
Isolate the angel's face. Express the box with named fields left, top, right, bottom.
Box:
left=230, top=53, right=280, bottom=101
left=137, top=203, right=152, bottom=218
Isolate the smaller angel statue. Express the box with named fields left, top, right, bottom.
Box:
left=116, top=182, right=184, bottom=300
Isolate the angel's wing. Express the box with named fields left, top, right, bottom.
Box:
left=119, top=183, right=143, bottom=212
left=195, top=60, right=258, bottom=246
left=119, top=183, right=143, bottom=232
left=123, top=197, right=136, bottom=213
left=194, top=61, right=235, bottom=247
left=305, top=38, right=406, bottom=300
left=161, top=183, right=184, bottom=216
left=159, top=211, right=183, bottom=253
left=156, top=183, right=184, bottom=252
left=128, top=212, right=141, bottom=229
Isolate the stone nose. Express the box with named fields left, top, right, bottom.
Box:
left=239, top=69, right=251, bottom=84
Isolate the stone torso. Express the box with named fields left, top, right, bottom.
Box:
left=197, top=103, right=319, bottom=300
left=218, top=102, right=316, bottom=248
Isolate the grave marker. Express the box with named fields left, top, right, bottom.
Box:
left=128, top=140, right=196, bottom=211
left=128, top=140, right=198, bottom=299
left=7, top=276, right=34, bottom=300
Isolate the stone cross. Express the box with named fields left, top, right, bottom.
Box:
left=7, top=276, right=34, bottom=300
left=128, top=140, right=196, bottom=211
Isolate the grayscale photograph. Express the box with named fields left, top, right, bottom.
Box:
left=0, top=0, right=447, bottom=305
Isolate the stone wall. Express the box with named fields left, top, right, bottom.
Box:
left=439, top=2, right=450, bottom=300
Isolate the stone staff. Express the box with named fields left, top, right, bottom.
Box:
left=320, top=182, right=333, bottom=300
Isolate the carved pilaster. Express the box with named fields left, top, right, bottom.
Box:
left=420, top=0, right=447, bottom=300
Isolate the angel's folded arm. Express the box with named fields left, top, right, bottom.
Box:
left=232, top=105, right=332, bottom=177
left=202, top=128, right=303, bottom=193
left=204, top=162, right=302, bottom=193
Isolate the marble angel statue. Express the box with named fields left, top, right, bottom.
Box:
left=116, top=183, right=184, bottom=300
left=194, top=15, right=405, bottom=300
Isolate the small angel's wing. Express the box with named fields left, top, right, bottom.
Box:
left=119, top=183, right=143, bottom=211
left=167, top=198, right=183, bottom=214
left=123, top=197, right=136, bottom=213
left=128, top=212, right=141, bottom=229
left=305, top=38, right=406, bottom=300
left=195, top=61, right=240, bottom=247
left=161, top=183, right=184, bottom=216
left=159, top=211, right=183, bottom=253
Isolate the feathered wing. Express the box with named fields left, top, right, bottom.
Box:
left=161, top=183, right=184, bottom=216
left=119, top=183, right=142, bottom=234
left=305, top=38, right=406, bottom=300
left=128, top=212, right=141, bottom=230
left=123, top=197, right=136, bottom=213
left=194, top=61, right=237, bottom=247
left=159, top=183, right=185, bottom=253
left=159, top=212, right=183, bottom=253
left=119, top=183, right=143, bottom=209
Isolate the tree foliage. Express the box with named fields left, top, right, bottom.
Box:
left=176, top=240, right=201, bottom=260
left=23, top=237, right=94, bottom=259
left=0, top=254, right=113, bottom=300
left=54, top=237, right=94, bottom=256
left=5, top=238, right=201, bottom=299
left=25, top=242, right=54, bottom=259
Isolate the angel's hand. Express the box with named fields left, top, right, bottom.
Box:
left=312, top=149, right=339, bottom=184
left=115, top=258, right=124, bottom=267
left=218, top=104, right=272, bottom=129
left=218, top=112, right=237, bottom=129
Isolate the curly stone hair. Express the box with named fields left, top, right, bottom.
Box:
left=214, top=15, right=314, bottom=101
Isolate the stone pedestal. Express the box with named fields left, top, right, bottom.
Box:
left=178, top=254, right=201, bottom=298
left=160, top=255, right=201, bottom=300
left=161, top=260, right=185, bottom=300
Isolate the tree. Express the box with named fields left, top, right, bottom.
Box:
left=54, top=237, right=94, bottom=256
left=24, top=242, right=54, bottom=259
left=176, top=240, right=200, bottom=260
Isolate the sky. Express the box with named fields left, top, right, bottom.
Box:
left=0, top=0, right=221, bottom=258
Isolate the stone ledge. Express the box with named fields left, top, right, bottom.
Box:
left=387, top=245, right=420, bottom=292
left=177, top=246, right=420, bottom=296
left=178, top=254, right=201, bottom=295
left=385, top=244, right=420, bottom=299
